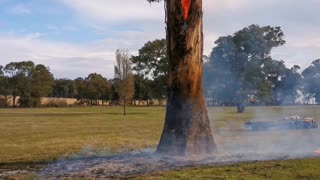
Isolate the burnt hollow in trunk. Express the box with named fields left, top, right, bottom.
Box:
left=156, top=0, right=216, bottom=156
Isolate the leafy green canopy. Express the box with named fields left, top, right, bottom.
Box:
left=204, top=25, right=301, bottom=106
left=302, top=59, right=320, bottom=103
left=131, top=39, right=168, bottom=100
left=3, top=61, right=54, bottom=107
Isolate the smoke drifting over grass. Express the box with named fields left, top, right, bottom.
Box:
left=214, top=107, right=320, bottom=155
left=40, top=107, right=320, bottom=178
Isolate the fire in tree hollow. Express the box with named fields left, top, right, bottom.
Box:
left=181, top=0, right=191, bottom=20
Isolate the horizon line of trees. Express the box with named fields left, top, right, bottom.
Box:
left=1, top=24, right=320, bottom=110
left=203, top=25, right=320, bottom=112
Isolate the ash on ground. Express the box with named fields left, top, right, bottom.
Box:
left=40, top=127, right=320, bottom=179
left=39, top=150, right=297, bottom=179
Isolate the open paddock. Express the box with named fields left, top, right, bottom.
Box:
left=0, top=106, right=320, bottom=179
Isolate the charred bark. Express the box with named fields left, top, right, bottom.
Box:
left=157, top=0, right=216, bottom=156
left=235, top=92, right=246, bottom=113
left=124, top=99, right=127, bottom=115
left=12, top=95, right=16, bottom=108
left=236, top=103, right=245, bottom=113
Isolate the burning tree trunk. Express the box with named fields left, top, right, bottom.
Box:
left=157, top=0, right=216, bottom=156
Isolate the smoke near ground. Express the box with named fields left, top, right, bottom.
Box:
left=39, top=107, right=320, bottom=178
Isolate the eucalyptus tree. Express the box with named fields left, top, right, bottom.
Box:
left=132, top=39, right=168, bottom=102
left=302, top=59, right=320, bottom=103
left=205, top=25, right=286, bottom=112
left=148, top=0, right=216, bottom=156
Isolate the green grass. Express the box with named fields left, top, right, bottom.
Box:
left=0, top=107, right=165, bottom=164
left=1, top=105, right=320, bottom=179
left=140, top=158, right=320, bottom=179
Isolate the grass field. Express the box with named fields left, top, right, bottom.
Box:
left=141, top=158, right=320, bottom=179
left=1, top=106, right=320, bottom=179
left=0, top=107, right=164, bottom=165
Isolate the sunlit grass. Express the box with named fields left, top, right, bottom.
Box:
left=0, top=106, right=165, bottom=164
left=0, top=105, right=320, bottom=178
left=140, top=158, right=320, bottom=179
left=1, top=106, right=320, bottom=164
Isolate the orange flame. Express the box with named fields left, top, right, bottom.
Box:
left=181, top=0, right=191, bottom=20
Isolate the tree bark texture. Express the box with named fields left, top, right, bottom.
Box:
left=157, top=0, right=216, bottom=156
left=124, top=99, right=127, bottom=115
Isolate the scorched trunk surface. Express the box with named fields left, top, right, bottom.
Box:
left=157, top=0, right=216, bottom=156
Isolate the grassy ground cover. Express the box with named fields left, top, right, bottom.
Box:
left=140, top=158, right=320, bottom=179
left=0, top=107, right=164, bottom=164
left=0, top=105, right=320, bottom=179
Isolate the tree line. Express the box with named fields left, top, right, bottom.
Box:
left=0, top=25, right=320, bottom=110
left=204, top=25, right=320, bottom=112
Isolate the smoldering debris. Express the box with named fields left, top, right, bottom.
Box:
left=0, top=170, right=29, bottom=178
left=39, top=112, right=320, bottom=178
left=243, top=115, right=319, bottom=131
left=39, top=150, right=304, bottom=179
left=40, top=126, right=320, bottom=179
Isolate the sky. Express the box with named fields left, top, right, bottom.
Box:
left=0, top=0, right=319, bottom=79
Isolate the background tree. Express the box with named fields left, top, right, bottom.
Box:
left=132, top=39, right=168, bottom=78
left=0, top=65, right=3, bottom=76
left=133, top=74, right=152, bottom=105
left=0, top=65, right=9, bottom=107
left=114, top=49, right=135, bottom=115
left=27, top=64, right=54, bottom=106
left=52, top=79, right=78, bottom=98
left=149, top=0, right=217, bottom=156
left=261, top=59, right=287, bottom=105
left=302, top=59, right=320, bottom=103
left=274, top=65, right=302, bottom=104
left=4, top=61, right=35, bottom=107
left=204, top=25, right=286, bottom=112
left=4, top=61, right=54, bottom=107
left=108, top=78, right=120, bottom=103
left=61, top=74, right=111, bottom=105
left=132, top=39, right=168, bottom=103
left=82, top=73, right=111, bottom=105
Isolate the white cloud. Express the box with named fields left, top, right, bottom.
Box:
left=58, top=0, right=165, bottom=23
left=1, top=0, right=319, bottom=78
left=0, top=33, right=114, bottom=78
left=272, top=34, right=320, bottom=69
left=24, top=32, right=43, bottom=41
left=201, top=0, right=320, bottom=68
left=0, top=29, right=165, bottom=79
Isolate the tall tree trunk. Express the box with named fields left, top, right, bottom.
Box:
left=12, top=95, right=16, bottom=108
left=4, top=95, right=8, bottom=107
left=157, top=0, right=216, bottom=156
left=124, top=99, right=126, bottom=115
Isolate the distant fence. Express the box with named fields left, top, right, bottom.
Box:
left=0, top=96, right=78, bottom=107
left=0, top=95, right=167, bottom=107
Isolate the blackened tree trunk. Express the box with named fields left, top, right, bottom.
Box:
left=12, top=94, right=16, bottom=107
left=235, top=92, right=246, bottom=113
left=124, top=98, right=126, bottom=115
left=236, top=102, right=245, bottom=113
left=157, top=0, right=216, bottom=156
